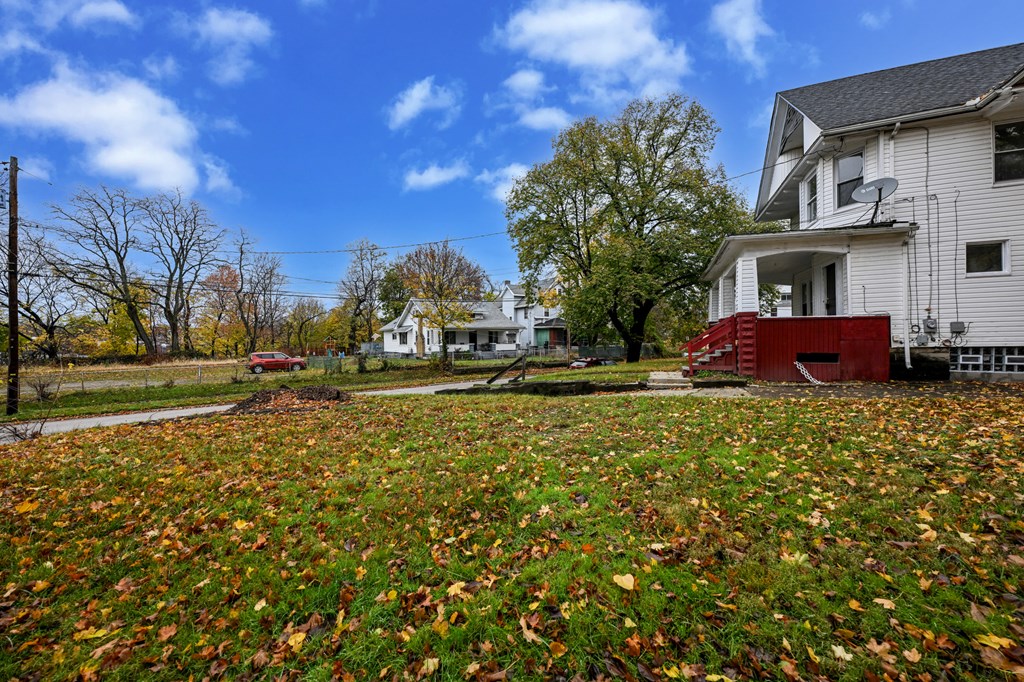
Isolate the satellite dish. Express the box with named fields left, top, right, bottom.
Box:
left=851, top=177, right=899, bottom=224
left=851, top=177, right=899, bottom=203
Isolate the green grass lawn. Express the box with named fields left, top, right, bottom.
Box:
left=2, top=394, right=1022, bottom=680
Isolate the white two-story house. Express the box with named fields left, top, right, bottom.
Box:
left=696, top=42, right=1024, bottom=381
left=499, top=277, right=567, bottom=350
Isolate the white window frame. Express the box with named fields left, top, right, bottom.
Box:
left=834, top=150, right=864, bottom=210
left=993, top=120, right=1024, bottom=184
left=965, top=240, right=1011, bottom=277
left=803, top=171, right=818, bottom=226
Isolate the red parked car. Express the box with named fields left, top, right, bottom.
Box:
left=248, top=352, right=307, bottom=374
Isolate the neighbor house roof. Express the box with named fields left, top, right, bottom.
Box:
left=779, top=42, right=1024, bottom=132
left=381, top=299, right=523, bottom=333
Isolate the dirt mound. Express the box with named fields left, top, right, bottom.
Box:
left=227, top=385, right=351, bottom=414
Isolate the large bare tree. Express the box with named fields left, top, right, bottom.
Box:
left=140, top=189, right=225, bottom=353
left=0, top=228, right=80, bottom=359
left=338, top=239, right=386, bottom=351
left=48, top=186, right=156, bottom=353
left=232, top=233, right=286, bottom=354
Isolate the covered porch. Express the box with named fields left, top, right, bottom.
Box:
left=691, top=224, right=916, bottom=382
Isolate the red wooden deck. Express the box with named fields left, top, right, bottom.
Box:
left=687, top=313, right=891, bottom=382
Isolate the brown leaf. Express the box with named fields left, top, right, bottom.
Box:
left=604, top=652, right=628, bottom=678
left=980, top=647, right=1024, bottom=674
left=902, top=648, right=921, bottom=663
left=519, top=616, right=542, bottom=644
left=969, top=602, right=990, bottom=623
left=157, top=624, right=177, bottom=642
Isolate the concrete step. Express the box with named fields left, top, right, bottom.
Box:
left=646, top=371, right=692, bottom=389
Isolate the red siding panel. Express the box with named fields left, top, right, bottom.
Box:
left=754, top=316, right=890, bottom=382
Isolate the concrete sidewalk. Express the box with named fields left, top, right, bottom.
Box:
left=0, top=378, right=510, bottom=444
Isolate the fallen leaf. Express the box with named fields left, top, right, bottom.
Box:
left=975, top=633, right=1014, bottom=649
left=549, top=641, right=567, bottom=658
left=873, top=598, right=896, bottom=610
left=519, top=616, right=542, bottom=644
left=848, top=599, right=865, bottom=612
left=831, top=644, right=853, bottom=661
left=613, top=574, right=636, bottom=591
left=420, top=658, right=439, bottom=675
left=254, top=599, right=267, bottom=612
left=157, top=624, right=177, bottom=642
left=287, top=631, right=306, bottom=652
left=902, top=648, right=921, bottom=663
left=15, top=500, right=39, bottom=514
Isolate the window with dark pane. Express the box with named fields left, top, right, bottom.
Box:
left=995, top=121, right=1024, bottom=182
left=965, top=242, right=1005, bottom=274
left=805, top=173, right=818, bottom=223
left=835, top=152, right=863, bottom=208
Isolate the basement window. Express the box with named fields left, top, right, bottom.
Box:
left=965, top=241, right=1009, bottom=275
left=995, top=121, right=1024, bottom=182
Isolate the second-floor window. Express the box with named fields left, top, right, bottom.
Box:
left=995, top=121, right=1024, bottom=182
left=835, top=152, right=863, bottom=209
left=804, top=173, right=818, bottom=224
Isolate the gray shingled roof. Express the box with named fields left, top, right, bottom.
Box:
left=780, top=42, right=1024, bottom=132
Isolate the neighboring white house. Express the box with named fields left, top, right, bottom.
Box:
left=499, top=277, right=567, bottom=349
left=379, top=299, right=523, bottom=357
left=703, top=42, right=1024, bottom=379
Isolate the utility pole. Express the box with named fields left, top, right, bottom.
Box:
left=6, top=156, right=18, bottom=415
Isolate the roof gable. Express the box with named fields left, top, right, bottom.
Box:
left=780, top=42, right=1024, bottom=132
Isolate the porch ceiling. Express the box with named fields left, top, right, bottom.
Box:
left=756, top=252, right=816, bottom=284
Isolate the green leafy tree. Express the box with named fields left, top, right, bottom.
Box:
left=378, top=262, right=413, bottom=322
left=507, top=94, right=768, bottom=362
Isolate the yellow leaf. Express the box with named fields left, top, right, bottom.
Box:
left=355, top=566, right=367, bottom=581
left=233, top=519, right=250, bottom=531
left=387, top=589, right=397, bottom=601
left=15, top=500, right=39, bottom=514
left=807, top=646, right=820, bottom=663
left=873, top=598, right=896, bottom=610
left=958, top=531, right=976, bottom=544
left=706, top=676, right=734, bottom=682
left=420, top=658, right=439, bottom=675
left=832, top=644, right=853, bottom=661
left=624, top=617, right=637, bottom=628
left=975, top=634, right=1014, bottom=649
left=287, top=631, right=306, bottom=652
left=662, top=665, right=680, bottom=679
left=613, top=574, right=636, bottom=591
left=32, top=580, right=51, bottom=592
left=254, top=599, right=267, bottom=612
left=848, top=599, right=865, bottom=612
left=447, top=581, right=465, bottom=597
left=550, top=641, right=568, bottom=658
left=431, top=617, right=449, bottom=638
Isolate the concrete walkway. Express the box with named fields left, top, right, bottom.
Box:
left=0, top=378, right=511, bottom=444
left=0, top=404, right=233, bottom=444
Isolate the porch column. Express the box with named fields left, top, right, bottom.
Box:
left=734, top=257, right=760, bottom=313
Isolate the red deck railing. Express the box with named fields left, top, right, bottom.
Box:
left=686, top=315, right=736, bottom=376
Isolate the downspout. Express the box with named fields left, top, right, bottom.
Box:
left=891, top=121, right=912, bottom=370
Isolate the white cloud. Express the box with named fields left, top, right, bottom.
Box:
left=0, top=63, right=201, bottom=192
left=476, top=163, right=530, bottom=202
left=498, top=0, right=689, bottom=105
left=69, top=1, right=139, bottom=29
left=387, top=76, right=461, bottom=130
left=709, top=0, right=774, bottom=76
left=210, top=116, right=246, bottom=135
left=403, top=161, right=470, bottom=191
left=192, top=7, right=273, bottom=86
left=503, top=69, right=549, bottom=100
left=19, top=156, right=55, bottom=183
left=143, top=54, right=179, bottom=80
left=0, top=29, right=48, bottom=58
left=860, top=9, right=891, bottom=29
left=201, top=154, right=239, bottom=197
left=518, top=106, right=572, bottom=130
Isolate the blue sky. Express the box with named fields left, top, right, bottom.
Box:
left=1, top=0, right=1021, bottom=297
